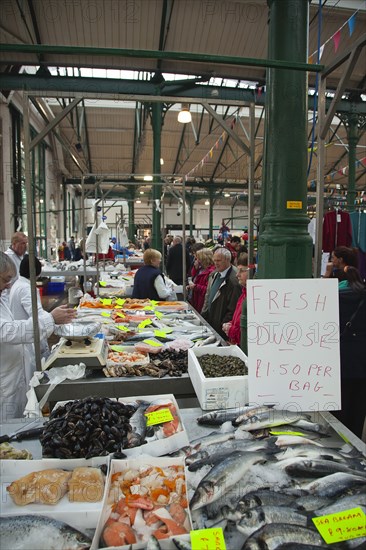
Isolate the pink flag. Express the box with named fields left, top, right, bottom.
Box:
left=333, top=30, right=341, bottom=53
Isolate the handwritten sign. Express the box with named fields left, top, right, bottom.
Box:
left=190, top=527, right=226, bottom=550
left=155, top=311, right=163, bottom=319
left=138, top=319, right=152, bottom=329
left=116, top=325, right=130, bottom=332
left=100, top=298, right=112, bottom=305
left=247, top=279, right=341, bottom=411
left=116, top=298, right=126, bottom=306
left=115, top=312, right=125, bottom=318
left=145, top=408, right=173, bottom=426
left=143, top=339, right=162, bottom=347
left=101, top=312, right=111, bottom=317
left=313, top=507, right=366, bottom=544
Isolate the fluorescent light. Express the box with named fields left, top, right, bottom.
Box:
left=224, top=193, right=230, bottom=197
left=204, top=200, right=210, bottom=206
left=160, top=158, right=164, bottom=165
left=144, top=175, right=153, bottom=181
left=140, top=191, right=144, bottom=195
left=136, top=199, right=142, bottom=204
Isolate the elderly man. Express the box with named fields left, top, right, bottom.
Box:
left=5, top=232, right=28, bottom=277
left=201, top=247, right=242, bottom=340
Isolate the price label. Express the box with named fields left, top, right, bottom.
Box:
left=270, top=430, right=306, bottom=436
left=101, top=312, right=111, bottom=317
left=110, top=345, right=125, bottom=352
left=154, top=330, right=168, bottom=338
left=145, top=408, right=174, bottom=426
left=138, top=319, right=152, bottom=329
left=155, top=311, right=163, bottom=319
left=101, top=298, right=112, bottom=305
left=116, top=298, right=126, bottom=306
left=99, top=281, right=107, bottom=287
left=150, top=300, right=159, bottom=306
left=143, top=306, right=155, bottom=311
left=115, top=312, right=126, bottom=318
left=190, top=527, right=226, bottom=550
left=116, top=325, right=129, bottom=332
left=313, top=507, right=366, bottom=544
left=143, top=339, right=162, bottom=347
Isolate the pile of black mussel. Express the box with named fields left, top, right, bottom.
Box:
left=147, top=349, right=188, bottom=376
left=40, top=397, right=135, bottom=459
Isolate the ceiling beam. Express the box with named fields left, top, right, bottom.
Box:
left=203, top=103, right=251, bottom=156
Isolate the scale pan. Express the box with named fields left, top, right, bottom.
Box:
left=54, top=321, right=101, bottom=342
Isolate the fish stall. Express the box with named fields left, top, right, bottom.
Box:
left=0, top=399, right=365, bottom=550
left=33, top=296, right=227, bottom=411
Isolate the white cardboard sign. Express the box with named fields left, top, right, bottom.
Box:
left=247, top=278, right=341, bottom=412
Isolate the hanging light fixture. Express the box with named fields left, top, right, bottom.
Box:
left=204, top=199, right=210, bottom=206
left=178, top=103, right=192, bottom=124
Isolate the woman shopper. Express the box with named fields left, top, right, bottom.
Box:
left=0, top=251, right=76, bottom=421
left=333, top=265, right=366, bottom=438
left=132, top=249, right=173, bottom=301
left=187, top=248, right=215, bottom=313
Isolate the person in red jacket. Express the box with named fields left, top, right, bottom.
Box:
left=187, top=248, right=215, bottom=313
left=222, top=254, right=254, bottom=345
left=97, top=245, right=115, bottom=261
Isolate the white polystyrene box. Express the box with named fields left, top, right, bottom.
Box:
left=0, top=457, right=109, bottom=530
left=91, top=457, right=192, bottom=550
left=188, top=345, right=249, bottom=410
left=50, top=275, right=66, bottom=282
left=117, top=394, right=190, bottom=457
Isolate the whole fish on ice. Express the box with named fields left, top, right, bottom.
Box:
left=0, top=514, right=91, bottom=549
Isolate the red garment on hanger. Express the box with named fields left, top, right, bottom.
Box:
left=322, top=210, right=353, bottom=252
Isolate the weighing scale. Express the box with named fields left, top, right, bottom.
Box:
left=43, top=336, right=108, bottom=370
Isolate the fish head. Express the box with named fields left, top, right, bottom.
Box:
left=189, top=481, right=216, bottom=510
left=237, top=494, right=261, bottom=513
left=240, top=507, right=266, bottom=528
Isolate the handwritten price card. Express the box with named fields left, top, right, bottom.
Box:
left=145, top=408, right=173, bottom=426
left=191, top=528, right=226, bottom=550
left=313, top=507, right=366, bottom=543
left=247, top=279, right=341, bottom=410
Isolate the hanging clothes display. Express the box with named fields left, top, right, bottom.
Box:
left=350, top=210, right=366, bottom=280
left=322, top=209, right=353, bottom=253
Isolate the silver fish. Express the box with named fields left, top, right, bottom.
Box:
left=190, top=431, right=236, bottom=449
left=315, top=494, right=366, bottom=516
left=237, top=410, right=312, bottom=432
left=197, top=408, right=250, bottom=426
left=146, top=535, right=162, bottom=550
left=0, top=514, right=91, bottom=550
left=291, top=419, right=330, bottom=435
left=233, top=405, right=276, bottom=426
left=292, top=494, right=332, bottom=512
left=189, top=450, right=268, bottom=510
left=276, top=444, right=366, bottom=467
left=237, top=505, right=309, bottom=539
left=299, top=472, right=366, bottom=498
left=127, top=400, right=151, bottom=447
left=242, top=523, right=325, bottom=549
left=275, top=457, right=366, bottom=478
left=172, top=536, right=192, bottom=550
left=233, top=489, right=303, bottom=516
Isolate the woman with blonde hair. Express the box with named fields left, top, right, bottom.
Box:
left=132, top=249, right=172, bottom=300
left=187, top=248, right=215, bottom=313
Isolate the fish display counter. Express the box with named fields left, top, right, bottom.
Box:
left=0, top=406, right=365, bottom=549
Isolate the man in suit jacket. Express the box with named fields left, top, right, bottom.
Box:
left=201, top=247, right=242, bottom=340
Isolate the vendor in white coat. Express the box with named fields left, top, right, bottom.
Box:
left=9, top=255, right=51, bottom=386
left=0, top=252, right=76, bottom=422
left=5, top=231, right=28, bottom=277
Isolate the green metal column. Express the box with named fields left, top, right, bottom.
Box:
left=189, top=195, right=194, bottom=235
left=340, top=110, right=366, bottom=212
left=128, top=187, right=136, bottom=241
left=152, top=102, right=162, bottom=251
left=258, top=0, right=313, bottom=278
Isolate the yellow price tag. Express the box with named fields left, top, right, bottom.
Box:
left=101, top=298, right=112, bottom=305
left=99, top=281, right=107, bottom=287
left=143, top=339, right=162, bottom=347
left=145, top=408, right=174, bottom=426
left=110, top=345, right=125, bottom=352
left=190, top=527, right=226, bottom=550
left=115, top=312, right=125, bottom=318
left=155, top=311, right=163, bottom=319
left=143, top=306, right=155, bottom=311
left=101, top=312, right=111, bottom=317
left=116, top=325, right=129, bottom=332
left=154, top=330, right=168, bottom=338
left=150, top=300, right=159, bottom=306
left=138, top=319, right=152, bottom=329
left=286, top=200, right=302, bottom=209
left=313, top=507, right=366, bottom=544
left=116, top=298, right=126, bottom=306
left=270, top=430, right=306, bottom=436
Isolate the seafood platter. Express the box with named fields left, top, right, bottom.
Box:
left=188, top=345, right=249, bottom=409
left=41, top=395, right=189, bottom=459
left=0, top=456, right=109, bottom=530
left=91, top=457, right=192, bottom=549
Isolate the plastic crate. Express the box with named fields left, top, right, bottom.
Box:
left=45, top=282, right=66, bottom=294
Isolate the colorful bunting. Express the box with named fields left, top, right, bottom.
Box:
left=348, top=13, right=356, bottom=36
left=333, top=30, right=341, bottom=53
left=309, top=10, right=359, bottom=62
